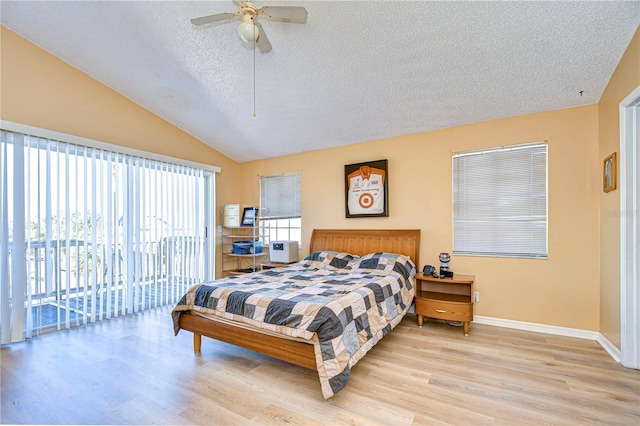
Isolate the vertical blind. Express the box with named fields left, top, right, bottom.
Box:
left=453, top=142, right=548, bottom=258
left=0, top=130, right=214, bottom=344
left=260, top=172, right=301, bottom=219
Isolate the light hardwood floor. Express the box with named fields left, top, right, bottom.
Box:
left=1, top=306, right=638, bottom=425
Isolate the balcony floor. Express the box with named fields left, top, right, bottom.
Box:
left=25, top=280, right=191, bottom=330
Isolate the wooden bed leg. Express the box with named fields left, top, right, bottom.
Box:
left=326, top=396, right=335, bottom=403
left=193, top=333, right=202, bottom=353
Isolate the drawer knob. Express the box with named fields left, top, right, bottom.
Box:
left=435, top=309, right=447, bottom=313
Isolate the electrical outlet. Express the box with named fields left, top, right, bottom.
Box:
left=474, top=291, right=480, bottom=302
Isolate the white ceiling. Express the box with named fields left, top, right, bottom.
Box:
left=2, top=1, right=639, bottom=163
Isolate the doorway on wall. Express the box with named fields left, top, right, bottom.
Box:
left=619, top=86, right=640, bottom=369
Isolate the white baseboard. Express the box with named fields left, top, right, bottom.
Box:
left=473, top=316, right=622, bottom=363
left=473, top=315, right=600, bottom=340
left=596, top=333, right=622, bottom=363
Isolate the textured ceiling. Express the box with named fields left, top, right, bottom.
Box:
left=2, top=1, right=639, bottom=162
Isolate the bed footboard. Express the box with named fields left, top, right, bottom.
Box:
left=178, top=312, right=317, bottom=370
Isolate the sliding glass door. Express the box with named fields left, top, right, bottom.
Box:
left=0, top=130, right=215, bottom=343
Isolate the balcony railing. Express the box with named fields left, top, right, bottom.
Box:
left=9, top=236, right=205, bottom=332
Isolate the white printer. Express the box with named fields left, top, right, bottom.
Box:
left=269, top=240, right=299, bottom=263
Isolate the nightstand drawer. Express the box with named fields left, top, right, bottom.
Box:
left=415, top=298, right=473, bottom=322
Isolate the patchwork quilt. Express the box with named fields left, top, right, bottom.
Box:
left=172, top=251, right=416, bottom=400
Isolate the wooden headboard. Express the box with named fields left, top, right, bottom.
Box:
left=309, top=229, right=420, bottom=267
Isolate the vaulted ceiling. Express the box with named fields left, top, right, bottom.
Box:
left=2, top=1, right=639, bottom=162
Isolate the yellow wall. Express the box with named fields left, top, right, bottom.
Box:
left=0, top=26, right=240, bottom=276
left=598, top=26, right=640, bottom=349
left=240, top=105, right=601, bottom=330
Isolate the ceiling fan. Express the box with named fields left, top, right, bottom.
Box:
left=190, top=1, right=308, bottom=53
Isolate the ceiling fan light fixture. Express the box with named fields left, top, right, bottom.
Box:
left=191, top=2, right=308, bottom=54
left=238, top=18, right=259, bottom=43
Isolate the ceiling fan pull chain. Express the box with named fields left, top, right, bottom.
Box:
left=253, top=26, right=257, bottom=118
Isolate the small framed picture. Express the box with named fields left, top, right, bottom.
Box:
left=603, top=152, right=617, bottom=193
left=241, top=207, right=258, bottom=226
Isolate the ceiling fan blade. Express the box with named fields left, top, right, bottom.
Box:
left=255, top=21, right=272, bottom=53
left=257, top=6, right=308, bottom=24
left=191, top=12, right=238, bottom=26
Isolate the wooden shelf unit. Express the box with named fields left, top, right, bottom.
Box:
left=221, top=225, right=268, bottom=276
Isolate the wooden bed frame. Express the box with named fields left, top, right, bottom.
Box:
left=178, top=228, right=420, bottom=372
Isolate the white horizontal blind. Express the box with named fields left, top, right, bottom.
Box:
left=260, top=173, right=301, bottom=219
left=0, top=130, right=214, bottom=343
left=453, top=142, right=548, bottom=258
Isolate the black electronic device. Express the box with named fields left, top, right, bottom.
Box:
left=422, top=265, right=438, bottom=278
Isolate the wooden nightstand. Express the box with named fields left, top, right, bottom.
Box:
left=414, top=272, right=475, bottom=336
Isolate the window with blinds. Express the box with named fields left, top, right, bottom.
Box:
left=452, top=142, right=548, bottom=259
left=0, top=130, right=215, bottom=343
left=259, top=172, right=301, bottom=244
